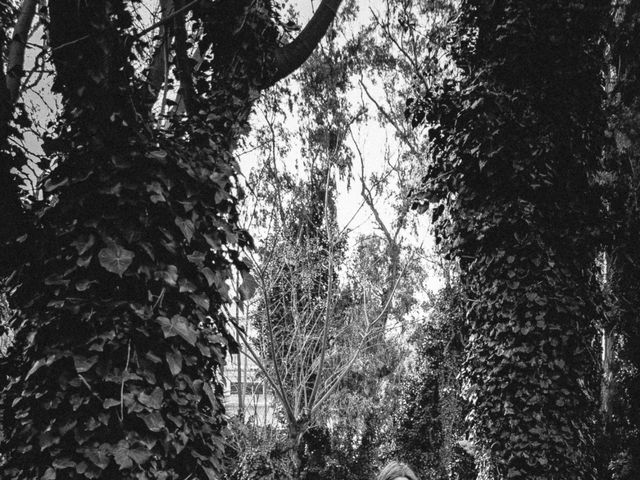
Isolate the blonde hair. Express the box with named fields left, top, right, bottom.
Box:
left=376, top=461, right=419, bottom=480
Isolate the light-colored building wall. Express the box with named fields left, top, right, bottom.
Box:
left=222, top=353, right=278, bottom=426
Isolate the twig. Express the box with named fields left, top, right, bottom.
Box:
left=120, top=339, right=131, bottom=422
left=135, top=0, right=198, bottom=39
left=50, top=34, right=90, bottom=53
left=78, top=373, right=104, bottom=402
left=152, top=287, right=166, bottom=311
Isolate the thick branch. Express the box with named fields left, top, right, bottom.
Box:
left=173, top=0, right=196, bottom=116
left=145, top=0, right=174, bottom=103
left=6, top=0, right=37, bottom=104
left=266, top=0, right=343, bottom=86
left=1, top=1, right=31, bottom=272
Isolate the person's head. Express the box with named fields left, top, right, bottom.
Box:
left=376, top=461, right=419, bottom=480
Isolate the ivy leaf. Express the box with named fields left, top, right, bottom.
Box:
left=190, top=293, right=210, bottom=311
left=76, top=462, right=88, bottom=474
left=52, top=458, right=76, bottom=469
left=112, top=441, right=152, bottom=468
left=175, top=217, right=195, bottom=243
left=141, top=412, right=165, bottom=432
left=138, top=387, right=163, bottom=410
left=187, top=250, right=206, bottom=266
left=42, top=467, right=56, bottom=480
left=76, top=279, right=97, bottom=292
left=157, top=265, right=178, bottom=286
left=85, top=447, right=110, bottom=469
left=128, top=448, right=152, bottom=465
left=202, top=466, right=218, bottom=480
left=201, top=267, right=215, bottom=286
left=40, top=431, right=58, bottom=450
left=203, top=382, right=217, bottom=410
left=98, top=244, right=135, bottom=277
left=59, top=419, right=77, bottom=436
left=214, top=271, right=230, bottom=300
left=148, top=150, right=168, bottom=160
left=74, top=355, right=98, bottom=373
left=203, top=233, right=221, bottom=250
left=113, top=441, right=133, bottom=470
left=103, top=398, right=120, bottom=409
left=44, top=176, right=69, bottom=192
left=146, top=181, right=166, bottom=203
left=239, top=271, right=258, bottom=301
left=224, top=230, right=238, bottom=244
left=25, top=358, right=46, bottom=380
left=157, top=315, right=198, bottom=346
left=76, top=255, right=93, bottom=268
left=166, top=350, right=183, bottom=376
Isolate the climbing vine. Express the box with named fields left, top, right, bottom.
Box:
left=414, top=1, right=607, bottom=478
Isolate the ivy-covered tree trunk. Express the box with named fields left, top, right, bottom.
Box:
left=0, top=0, right=343, bottom=477
left=0, top=1, right=269, bottom=477
left=418, top=1, right=607, bottom=478
left=604, top=1, right=640, bottom=477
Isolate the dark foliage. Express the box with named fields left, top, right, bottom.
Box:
left=0, top=1, right=281, bottom=478
left=601, top=1, right=640, bottom=478
left=414, top=1, right=608, bottom=478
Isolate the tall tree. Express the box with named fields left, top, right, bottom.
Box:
left=416, top=1, right=608, bottom=478
left=601, top=1, right=640, bottom=478
left=0, top=0, right=342, bottom=478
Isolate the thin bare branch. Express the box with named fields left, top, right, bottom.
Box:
left=135, top=0, right=197, bottom=39
left=307, top=164, right=335, bottom=408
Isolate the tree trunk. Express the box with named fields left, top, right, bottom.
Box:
left=6, top=0, right=38, bottom=103
left=422, top=1, right=608, bottom=478
left=288, top=424, right=304, bottom=479
left=604, top=2, right=640, bottom=475
left=0, top=1, right=287, bottom=477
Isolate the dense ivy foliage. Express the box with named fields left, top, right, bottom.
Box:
left=604, top=1, right=640, bottom=478
left=0, top=0, right=281, bottom=478
left=0, top=0, right=29, bottom=285
left=414, top=1, right=608, bottom=478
